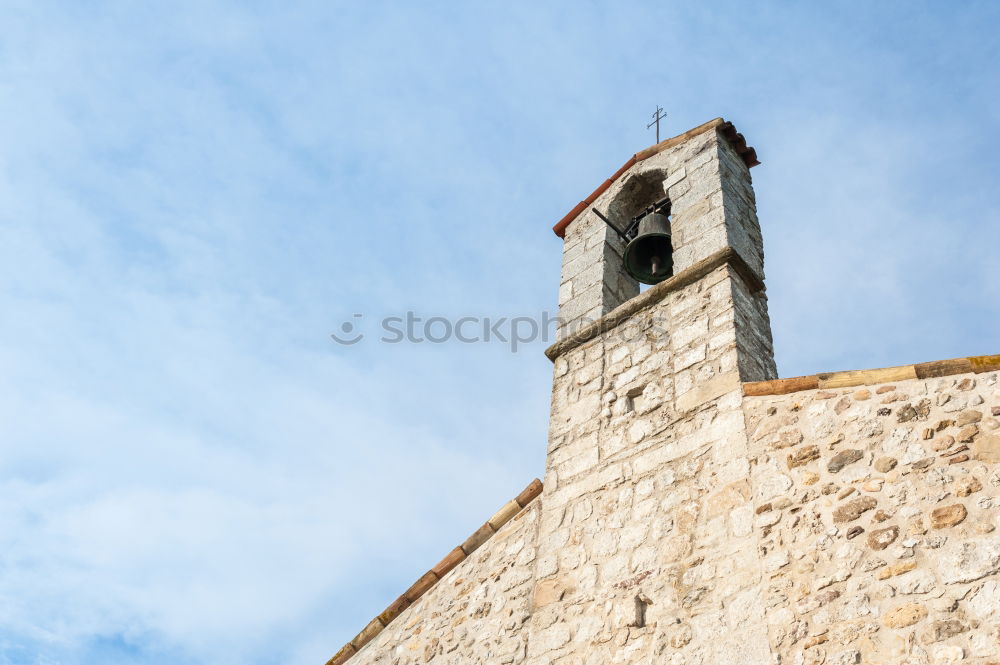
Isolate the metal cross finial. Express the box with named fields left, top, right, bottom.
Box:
left=647, top=106, right=667, bottom=143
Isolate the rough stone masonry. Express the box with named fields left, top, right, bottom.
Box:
left=324, top=118, right=1000, bottom=665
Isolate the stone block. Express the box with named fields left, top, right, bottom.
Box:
left=828, top=449, right=864, bottom=473
left=833, top=496, right=878, bottom=523
left=881, top=602, right=928, bottom=628
left=787, top=445, right=820, bottom=469
left=868, top=526, right=899, bottom=550
left=940, top=535, right=1000, bottom=583
left=930, top=504, right=968, bottom=529
left=675, top=371, right=741, bottom=412
left=968, top=580, right=1000, bottom=620
left=874, top=456, right=898, bottom=472
left=973, top=435, right=1000, bottom=462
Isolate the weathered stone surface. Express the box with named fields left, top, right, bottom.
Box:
left=777, top=428, right=804, bottom=448
left=882, top=602, right=928, bottom=628
left=737, top=369, right=1000, bottom=661
left=787, top=445, right=820, bottom=469
left=957, top=410, right=983, bottom=426
left=930, top=504, right=968, bottom=529
left=931, top=435, right=955, bottom=452
left=830, top=649, right=861, bottom=665
left=878, top=559, right=917, bottom=579
left=932, top=645, right=965, bottom=664
left=957, top=424, right=979, bottom=443
left=532, top=577, right=571, bottom=607
left=867, top=525, right=899, bottom=550
left=956, top=477, right=982, bottom=496
left=940, top=535, right=1000, bottom=583
left=973, top=435, right=1000, bottom=462
left=827, top=448, right=863, bottom=473
left=833, top=496, right=877, bottom=523
left=921, top=619, right=967, bottom=644
left=874, top=456, right=897, bottom=472
left=968, top=580, right=1000, bottom=620
left=896, top=569, right=936, bottom=594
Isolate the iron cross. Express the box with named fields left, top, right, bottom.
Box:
left=647, top=106, right=667, bottom=143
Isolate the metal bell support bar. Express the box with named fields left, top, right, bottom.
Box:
left=591, top=195, right=672, bottom=243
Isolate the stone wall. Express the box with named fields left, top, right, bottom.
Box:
left=339, top=362, right=1000, bottom=665
left=716, top=129, right=765, bottom=282
left=744, top=371, right=1000, bottom=665
left=529, top=261, right=776, bottom=664
left=731, top=264, right=778, bottom=384
left=348, top=500, right=541, bottom=665
left=557, top=211, right=638, bottom=340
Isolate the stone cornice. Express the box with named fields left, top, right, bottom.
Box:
left=544, top=246, right=764, bottom=362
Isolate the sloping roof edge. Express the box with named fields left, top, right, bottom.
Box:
left=743, top=355, right=1000, bottom=397
left=324, top=478, right=544, bottom=665
left=552, top=117, right=760, bottom=238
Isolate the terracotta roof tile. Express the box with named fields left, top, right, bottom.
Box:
left=743, top=354, right=1000, bottom=397
left=552, top=117, right=759, bottom=238
left=324, top=478, right=544, bottom=665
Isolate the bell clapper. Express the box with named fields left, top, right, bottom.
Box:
left=650, top=256, right=660, bottom=277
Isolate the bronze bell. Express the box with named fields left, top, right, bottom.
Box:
left=624, top=212, right=673, bottom=285
left=592, top=197, right=674, bottom=286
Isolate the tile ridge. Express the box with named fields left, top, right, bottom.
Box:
left=552, top=117, right=759, bottom=238
left=323, top=478, right=544, bottom=665
left=743, top=355, right=1000, bottom=396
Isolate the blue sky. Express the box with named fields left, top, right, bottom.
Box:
left=1, top=1, right=998, bottom=664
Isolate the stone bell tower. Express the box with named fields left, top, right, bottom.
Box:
left=324, top=116, right=1000, bottom=665
left=529, top=118, right=780, bottom=664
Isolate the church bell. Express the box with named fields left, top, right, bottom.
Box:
left=623, top=211, right=673, bottom=285
left=592, top=196, right=673, bottom=286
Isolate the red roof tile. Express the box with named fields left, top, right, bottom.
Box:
left=552, top=117, right=759, bottom=238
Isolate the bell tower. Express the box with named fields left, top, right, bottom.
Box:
left=553, top=117, right=773, bottom=373
left=323, top=115, right=1000, bottom=665
left=528, top=118, right=780, bottom=664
